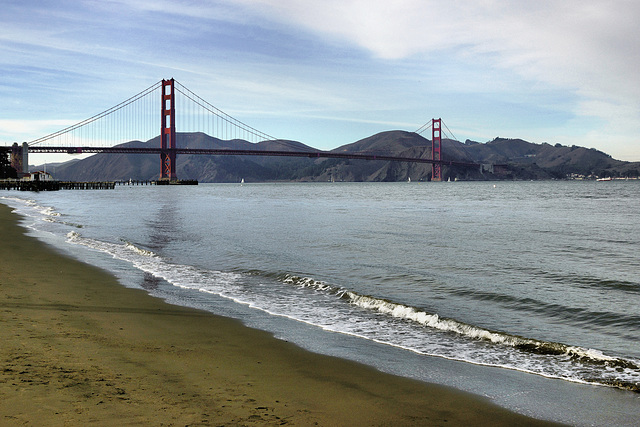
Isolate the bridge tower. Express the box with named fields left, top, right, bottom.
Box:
left=431, top=118, right=442, bottom=181
left=160, top=78, right=177, bottom=181
left=10, top=142, right=29, bottom=178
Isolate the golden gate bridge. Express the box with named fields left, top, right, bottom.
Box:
left=3, top=79, right=480, bottom=182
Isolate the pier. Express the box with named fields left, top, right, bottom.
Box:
left=1, top=179, right=198, bottom=191
left=115, top=179, right=198, bottom=186
left=116, top=180, right=156, bottom=186
left=0, top=180, right=115, bottom=191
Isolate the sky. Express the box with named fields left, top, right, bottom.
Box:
left=1, top=0, right=640, bottom=163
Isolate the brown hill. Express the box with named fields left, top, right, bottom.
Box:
left=42, top=131, right=639, bottom=182
left=50, top=133, right=319, bottom=182
left=465, top=138, right=636, bottom=178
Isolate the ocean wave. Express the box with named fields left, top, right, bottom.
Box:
left=447, top=286, right=640, bottom=328
left=65, top=231, right=240, bottom=298
left=1, top=195, right=36, bottom=206
left=281, top=273, right=640, bottom=391
left=21, top=198, right=61, bottom=217
left=123, top=241, right=157, bottom=257
left=1, top=197, right=88, bottom=232
left=39, top=206, right=60, bottom=217
left=282, top=274, right=334, bottom=292
left=347, top=292, right=640, bottom=374
left=1, top=196, right=60, bottom=218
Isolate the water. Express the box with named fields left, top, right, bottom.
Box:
left=2, top=181, right=639, bottom=425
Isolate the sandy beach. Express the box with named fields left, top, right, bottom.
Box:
left=0, top=202, right=559, bottom=426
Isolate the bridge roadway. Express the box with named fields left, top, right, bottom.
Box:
left=15, top=146, right=481, bottom=169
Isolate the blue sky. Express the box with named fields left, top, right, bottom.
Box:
left=2, top=0, right=639, bottom=162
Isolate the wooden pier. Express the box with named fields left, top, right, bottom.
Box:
left=115, top=180, right=157, bottom=186
left=1, top=179, right=198, bottom=191
left=155, top=179, right=198, bottom=186
left=0, top=180, right=115, bottom=191
left=60, top=181, right=116, bottom=190
left=115, top=179, right=198, bottom=186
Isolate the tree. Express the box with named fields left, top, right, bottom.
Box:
left=0, top=151, right=17, bottom=179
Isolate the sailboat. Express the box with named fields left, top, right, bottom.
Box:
left=240, top=178, right=244, bottom=185
left=407, top=177, right=411, bottom=183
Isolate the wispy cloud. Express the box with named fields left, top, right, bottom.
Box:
left=0, top=119, right=75, bottom=142
left=1, top=0, right=638, bottom=160
left=231, top=0, right=640, bottom=158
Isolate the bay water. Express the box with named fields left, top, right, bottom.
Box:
left=2, top=180, right=639, bottom=425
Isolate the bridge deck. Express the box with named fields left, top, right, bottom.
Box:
left=20, top=146, right=480, bottom=168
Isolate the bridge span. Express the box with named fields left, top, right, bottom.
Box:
left=23, top=145, right=480, bottom=169
left=3, top=78, right=482, bottom=181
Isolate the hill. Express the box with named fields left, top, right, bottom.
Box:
left=48, top=133, right=320, bottom=182
left=466, top=137, right=639, bottom=179
left=41, top=131, right=639, bottom=182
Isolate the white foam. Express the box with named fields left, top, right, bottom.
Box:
left=283, top=274, right=333, bottom=291
left=65, top=230, right=241, bottom=299
left=124, top=241, right=156, bottom=257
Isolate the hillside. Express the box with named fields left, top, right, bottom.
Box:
left=41, top=131, right=639, bottom=182
left=465, top=137, right=638, bottom=179
left=49, top=133, right=320, bottom=182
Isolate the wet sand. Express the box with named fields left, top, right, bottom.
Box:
left=0, top=203, right=559, bottom=425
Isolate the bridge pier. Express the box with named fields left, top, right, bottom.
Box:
left=11, top=142, right=29, bottom=178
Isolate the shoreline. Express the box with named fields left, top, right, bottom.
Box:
left=0, top=202, right=558, bottom=425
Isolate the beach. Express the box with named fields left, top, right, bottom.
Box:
left=0, top=202, right=558, bottom=426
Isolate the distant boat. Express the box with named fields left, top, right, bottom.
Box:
left=241, top=178, right=244, bottom=185
left=407, top=177, right=411, bottom=183
left=596, top=177, right=612, bottom=181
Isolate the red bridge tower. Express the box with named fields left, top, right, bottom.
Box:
left=431, top=118, right=442, bottom=181
left=160, top=78, right=177, bottom=181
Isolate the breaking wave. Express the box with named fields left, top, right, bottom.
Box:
left=281, top=274, right=640, bottom=392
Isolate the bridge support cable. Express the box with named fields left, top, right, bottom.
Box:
left=414, top=120, right=433, bottom=135
left=27, top=81, right=162, bottom=149
left=173, top=80, right=277, bottom=144
left=441, top=120, right=459, bottom=143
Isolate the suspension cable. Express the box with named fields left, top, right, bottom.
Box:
left=414, top=120, right=433, bottom=135
left=174, top=80, right=318, bottom=152
left=174, top=81, right=275, bottom=142
left=442, top=120, right=459, bottom=142
left=28, top=81, right=162, bottom=146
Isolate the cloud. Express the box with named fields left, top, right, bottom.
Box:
left=0, top=119, right=73, bottom=142
left=229, top=1, right=640, bottom=157
left=3, top=0, right=639, bottom=160
left=236, top=1, right=639, bottom=93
